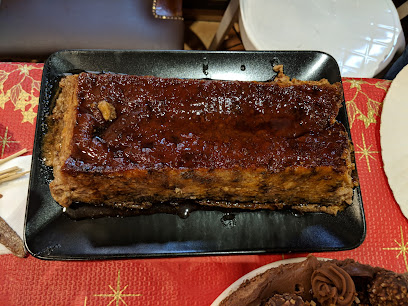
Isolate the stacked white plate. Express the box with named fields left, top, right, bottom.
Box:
left=239, top=0, right=405, bottom=78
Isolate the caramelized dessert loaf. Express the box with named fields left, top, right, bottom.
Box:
left=44, top=67, right=354, bottom=214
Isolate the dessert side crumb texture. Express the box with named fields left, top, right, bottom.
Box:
left=220, top=255, right=408, bottom=306
left=44, top=67, right=355, bottom=213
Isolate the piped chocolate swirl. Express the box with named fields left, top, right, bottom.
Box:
left=220, top=255, right=408, bottom=306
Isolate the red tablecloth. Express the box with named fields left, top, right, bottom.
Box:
left=0, top=62, right=406, bottom=305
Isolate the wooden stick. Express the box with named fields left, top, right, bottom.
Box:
left=0, top=148, right=29, bottom=258
left=0, top=168, right=21, bottom=180
left=0, top=166, right=20, bottom=176
left=0, top=171, right=29, bottom=184
left=0, top=216, right=26, bottom=258
left=0, top=148, right=28, bottom=165
left=398, top=1, right=408, bottom=20
left=209, top=0, right=239, bottom=50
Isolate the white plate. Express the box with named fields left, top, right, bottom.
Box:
left=0, top=155, right=31, bottom=254
left=239, top=0, right=405, bottom=78
left=211, top=257, right=329, bottom=306
left=380, top=65, right=408, bottom=219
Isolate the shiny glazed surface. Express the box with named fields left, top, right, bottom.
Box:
left=65, top=73, right=346, bottom=174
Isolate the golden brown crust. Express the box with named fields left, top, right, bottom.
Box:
left=44, top=75, right=79, bottom=207
left=273, top=65, right=332, bottom=86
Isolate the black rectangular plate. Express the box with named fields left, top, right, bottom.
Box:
left=25, top=50, right=366, bottom=260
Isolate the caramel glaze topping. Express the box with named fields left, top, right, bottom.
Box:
left=64, top=73, right=348, bottom=174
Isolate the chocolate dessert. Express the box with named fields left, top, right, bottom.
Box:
left=44, top=66, right=355, bottom=214
left=220, top=255, right=408, bottom=306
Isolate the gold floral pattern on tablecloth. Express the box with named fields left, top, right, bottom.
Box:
left=336, top=78, right=408, bottom=274
left=0, top=63, right=42, bottom=124
left=343, top=78, right=391, bottom=129
left=0, top=63, right=43, bottom=158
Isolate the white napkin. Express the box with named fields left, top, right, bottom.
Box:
left=0, top=155, right=32, bottom=255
